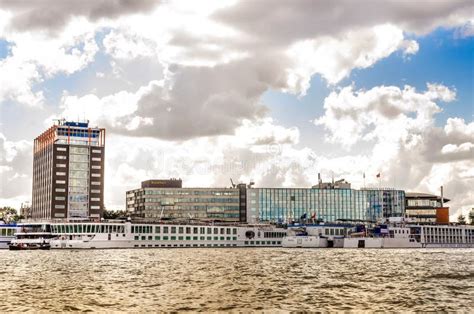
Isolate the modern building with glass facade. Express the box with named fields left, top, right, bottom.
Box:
left=126, top=180, right=244, bottom=222
left=31, top=120, right=105, bottom=219
left=246, top=186, right=405, bottom=224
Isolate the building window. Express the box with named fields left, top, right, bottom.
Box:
left=92, top=157, right=101, bottom=161
left=91, top=165, right=101, bottom=169
left=91, top=189, right=101, bottom=193
left=91, top=205, right=100, bottom=210
left=56, top=147, right=67, bottom=151
left=56, top=172, right=66, bottom=176
left=92, top=149, right=101, bottom=153
left=91, top=173, right=101, bottom=177
left=56, top=164, right=66, bottom=168
left=91, top=181, right=101, bottom=186
left=55, top=204, right=65, bottom=209
left=55, top=196, right=65, bottom=201
left=56, top=155, right=67, bottom=160
left=55, top=188, right=66, bottom=192
left=91, top=198, right=100, bottom=202
left=56, top=180, right=66, bottom=184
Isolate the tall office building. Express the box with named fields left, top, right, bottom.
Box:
left=31, top=120, right=105, bottom=220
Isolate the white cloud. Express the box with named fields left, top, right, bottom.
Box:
left=286, top=24, right=413, bottom=93
left=314, top=83, right=456, bottom=148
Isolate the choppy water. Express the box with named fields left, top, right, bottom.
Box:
left=1, top=248, right=473, bottom=312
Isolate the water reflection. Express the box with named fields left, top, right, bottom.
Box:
left=1, top=248, right=473, bottom=311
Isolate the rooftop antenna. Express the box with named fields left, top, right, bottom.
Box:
left=230, top=178, right=236, bottom=188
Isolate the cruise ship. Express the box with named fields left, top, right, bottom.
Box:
left=9, top=221, right=287, bottom=249
left=282, top=223, right=474, bottom=248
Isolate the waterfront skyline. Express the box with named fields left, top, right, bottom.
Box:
left=0, top=1, right=473, bottom=221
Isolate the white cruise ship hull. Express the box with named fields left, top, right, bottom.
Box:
left=343, top=237, right=422, bottom=248
left=281, top=236, right=327, bottom=248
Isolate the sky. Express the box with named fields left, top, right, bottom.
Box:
left=0, top=0, right=472, bottom=220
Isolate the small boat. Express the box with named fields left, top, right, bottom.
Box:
left=9, top=242, right=51, bottom=250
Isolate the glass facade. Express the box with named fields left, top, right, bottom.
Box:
left=126, top=188, right=241, bottom=222
left=68, top=146, right=89, bottom=218
left=247, top=188, right=405, bottom=223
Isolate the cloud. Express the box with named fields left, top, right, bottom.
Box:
left=286, top=24, right=413, bottom=91
left=57, top=56, right=294, bottom=140
left=214, top=0, right=473, bottom=44
left=314, top=82, right=472, bottom=219
left=0, top=22, right=99, bottom=106
left=314, top=83, right=456, bottom=148
left=0, top=0, right=160, bottom=33
left=0, top=133, right=32, bottom=203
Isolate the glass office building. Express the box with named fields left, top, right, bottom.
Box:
left=126, top=185, right=243, bottom=222
left=246, top=187, right=405, bottom=223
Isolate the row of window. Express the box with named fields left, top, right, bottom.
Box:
left=56, top=155, right=101, bottom=162
left=245, top=240, right=281, bottom=245
left=141, top=197, right=238, bottom=203
left=0, top=228, right=15, bottom=236
left=54, top=188, right=100, bottom=193
left=55, top=180, right=101, bottom=186
left=58, top=147, right=100, bottom=154
left=131, top=225, right=238, bottom=235
left=140, top=190, right=239, bottom=196
left=52, top=224, right=124, bottom=234
left=135, top=235, right=238, bottom=241
left=135, top=243, right=238, bottom=248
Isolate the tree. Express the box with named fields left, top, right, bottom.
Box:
left=103, top=209, right=129, bottom=220
left=469, top=209, right=474, bottom=226
left=457, top=214, right=466, bottom=225
left=0, top=206, right=21, bottom=223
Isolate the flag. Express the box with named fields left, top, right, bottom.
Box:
left=363, top=173, right=365, bottom=179
left=300, top=213, right=307, bottom=220
left=376, top=173, right=381, bottom=178
left=311, top=212, right=316, bottom=219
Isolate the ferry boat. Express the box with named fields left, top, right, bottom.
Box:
left=10, top=221, right=287, bottom=249
left=8, top=223, right=53, bottom=250
left=0, top=223, right=17, bottom=249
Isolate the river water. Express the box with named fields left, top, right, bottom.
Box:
left=1, top=248, right=473, bottom=312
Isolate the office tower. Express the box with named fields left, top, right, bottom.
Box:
left=31, top=120, right=105, bottom=220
